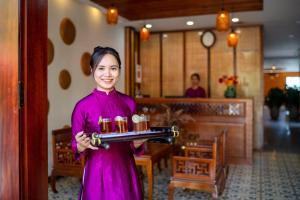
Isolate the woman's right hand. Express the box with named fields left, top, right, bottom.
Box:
left=75, top=131, right=98, bottom=153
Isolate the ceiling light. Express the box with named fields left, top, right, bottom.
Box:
left=140, top=27, right=150, bottom=41
left=106, top=6, right=118, bottom=25
left=232, top=17, right=239, bottom=23
left=216, top=9, right=230, bottom=31
left=186, top=21, right=194, bottom=26
left=145, top=24, right=152, bottom=29
left=235, top=29, right=241, bottom=34
left=227, top=30, right=238, bottom=47
left=289, top=34, right=295, bottom=38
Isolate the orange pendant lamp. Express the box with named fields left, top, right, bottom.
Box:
left=227, top=30, right=238, bottom=47
left=106, top=6, right=118, bottom=25
left=140, top=27, right=150, bottom=41
left=216, top=9, right=230, bottom=32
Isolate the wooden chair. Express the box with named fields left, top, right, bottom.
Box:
left=168, top=133, right=226, bottom=200
left=50, top=127, right=84, bottom=193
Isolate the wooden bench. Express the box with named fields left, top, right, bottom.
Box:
left=168, top=131, right=227, bottom=199
left=50, top=127, right=84, bottom=193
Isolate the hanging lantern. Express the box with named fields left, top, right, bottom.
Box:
left=106, top=6, right=118, bottom=25
left=216, top=9, right=230, bottom=31
left=140, top=27, right=150, bottom=41
left=227, top=30, right=238, bottom=47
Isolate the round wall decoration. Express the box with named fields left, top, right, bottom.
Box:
left=48, top=38, right=54, bottom=65
left=81, top=52, right=92, bottom=76
left=59, top=69, right=71, bottom=89
left=59, top=18, right=76, bottom=45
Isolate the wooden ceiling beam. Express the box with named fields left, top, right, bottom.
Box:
left=91, top=0, right=263, bottom=20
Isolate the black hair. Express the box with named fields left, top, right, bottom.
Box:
left=191, top=73, right=200, bottom=81
left=90, top=46, right=121, bottom=70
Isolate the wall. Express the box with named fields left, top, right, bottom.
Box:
left=264, top=72, right=300, bottom=96
left=48, top=0, right=125, bottom=174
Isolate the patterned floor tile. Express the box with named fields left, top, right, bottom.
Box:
left=48, top=151, right=300, bottom=200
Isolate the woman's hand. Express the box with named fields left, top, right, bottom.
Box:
left=133, top=139, right=147, bottom=149
left=75, top=131, right=98, bottom=153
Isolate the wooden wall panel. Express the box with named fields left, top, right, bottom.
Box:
left=0, top=0, right=20, bottom=199
left=162, top=32, right=184, bottom=96
left=185, top=31, right=208, bottom=92
left=140, top=34, right=161, bottom=97
left=211, top=30, right=234, bottom=98
left=264, top=72, right=300, bottom=96
left=20, top=0, right=48, bottom=199
left=236, top=26, right=263, bottom=149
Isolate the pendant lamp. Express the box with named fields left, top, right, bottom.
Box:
left=140, top=27, right=150, bottom=41
left=216, top=9, right=230, bottom=32
left=106, top=6, right=118, bottom=25
left=216, top=0, right=230, bottom=32
left=227, top=30, right=238, bottom=47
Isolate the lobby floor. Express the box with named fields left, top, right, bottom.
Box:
left=48, top=110, right=300, bottom=200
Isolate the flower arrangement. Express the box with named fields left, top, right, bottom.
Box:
left=218, top=75, right=238, bottom=86
left=218, top=75, right=238, bottom=98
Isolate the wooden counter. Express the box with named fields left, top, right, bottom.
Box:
left=135, top=98, right=253, bottom=165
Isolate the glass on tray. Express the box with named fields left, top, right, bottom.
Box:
left=115, top=116, right=128, bottom=133
left=132, top=114, right=144, bottom=132
left=144, top=115, right=150, bottom=131
left=132, top=114, right=150, bottom=132
left=99, top=117, right=112, bottom=134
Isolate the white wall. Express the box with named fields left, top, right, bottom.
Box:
left=48, top=0, right=125, bottom=174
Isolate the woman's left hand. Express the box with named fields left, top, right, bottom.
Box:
left=133, top=139, right=147, bottom=148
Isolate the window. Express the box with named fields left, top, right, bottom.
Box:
left=286, top=76, right=300, bottom=89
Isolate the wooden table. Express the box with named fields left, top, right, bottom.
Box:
left=134, top=142, right=172, bottom=200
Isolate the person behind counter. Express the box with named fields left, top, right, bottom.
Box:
left=185, top=73, right=206, bottom=98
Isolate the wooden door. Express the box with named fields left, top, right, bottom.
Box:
left=0, top=0, right=48, bottom=199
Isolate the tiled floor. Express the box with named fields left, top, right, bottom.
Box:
left=49, top=110, right=300, bottom=200
left=48, top=150, right=300, bottom=200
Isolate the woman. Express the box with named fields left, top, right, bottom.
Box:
left=185, top=73, right=206, bottom=98
left=71, top=46, right=145, bottom=200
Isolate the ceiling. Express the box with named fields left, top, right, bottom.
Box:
left=91, top=0, right=263, bottom=20
left=87, top=0, right=300, bottom=71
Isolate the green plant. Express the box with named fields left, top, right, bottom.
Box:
left=266, top=88, right=285, bottom=108
left=266, top=88, right=285, bottom=120
left=285, top=86, right=300, bottom=121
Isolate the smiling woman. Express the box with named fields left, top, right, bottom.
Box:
left=71, top=46, right=145, bottom=200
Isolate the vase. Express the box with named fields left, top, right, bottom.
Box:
left=224, top=86, right=236, bottom=98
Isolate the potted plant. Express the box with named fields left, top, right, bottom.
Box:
left=285, top=86, right=300, bottom=121
left=218, top=75, right=238, bottom=98
left=265, top=87, right=285, bottom=120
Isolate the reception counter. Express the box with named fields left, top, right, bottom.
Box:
left=135, top=98, right=253, bottom=165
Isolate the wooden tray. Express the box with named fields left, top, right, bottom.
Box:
left=90, top=126, right=179, bottom=149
